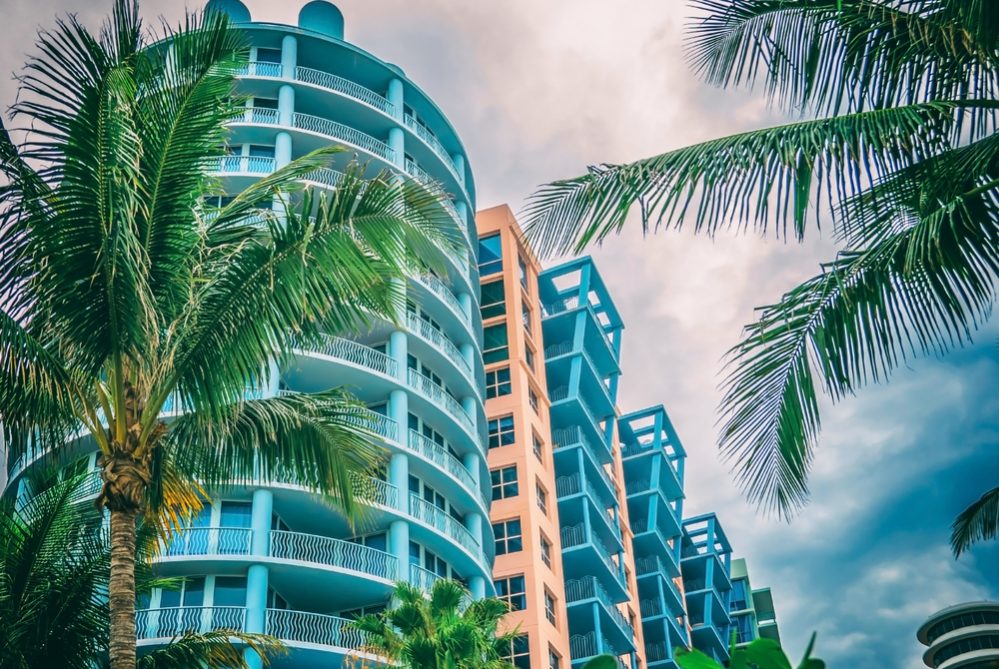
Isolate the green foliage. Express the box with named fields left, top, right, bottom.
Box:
left=349, top=580, right=517, bottom=669
left=524, top=0, right=999, bottom=519
left=676, top=635, right=824, bottom=669
left=952, top=485, right=999, bottom=556
left=0, top=475, right=284, bottom=669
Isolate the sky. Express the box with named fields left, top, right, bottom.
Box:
left=2, top=1, right=997, bottom=667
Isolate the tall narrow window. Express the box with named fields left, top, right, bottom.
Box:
left=506, top=634, right=530, bottom=669
left=522, top=301, right=532, bottom=334
left=483, top=324, right=509, bottom=364
left=480, top=280, right=506, bottom=320
left=478, top=234, right=503, bottom=275
left=536, top=480, right=548, bottom=516
left=518, top=254, right=529, bottom=289
left=544, top=590, right=557, bottom=626
left=540, top=533, right=552, bottom=568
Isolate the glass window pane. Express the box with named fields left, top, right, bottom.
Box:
left=478, top=234, right=503, bottom=275
left=213, top=576, right=247, bottom=606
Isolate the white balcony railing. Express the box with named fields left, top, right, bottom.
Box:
left=415, top=273, right=467, bottom=325
left=212, top=155, right=276, bottom=174
left=136, top=606, right=246, bottom=639
left=407, top=430, right=478, bottom=499
left=292, top=112, right=396, bottom=162
left=266, top=609, right=368, bottom=649
left=406, top=368, right=473, bottom=433
left=409, top=563, right=442, bottom=592
left=269, top=530, right=397, bottom=580
left=408, top=493, right=479, bottom=555
left=241, top=107, right=280, bottom=125
left=235, top=60, right=283, bottom=78
left=405, top=313, right=473, bottom=381
left=294, top=66, right=395, bottom=114
left=162, top=527, right=252, bottom=557
left=300, top=334, right=397, bottom=377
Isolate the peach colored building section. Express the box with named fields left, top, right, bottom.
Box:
left=477, top=205, right=571, bottom=669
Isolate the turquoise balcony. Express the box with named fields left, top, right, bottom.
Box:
left=565, top=575, right=636, bottom=663
left=681, top=514, right=733, bottom=664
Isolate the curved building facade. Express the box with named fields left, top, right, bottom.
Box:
left=918, top=602, right=999, bottom=669
left=3, top=3, right=491, bottom=668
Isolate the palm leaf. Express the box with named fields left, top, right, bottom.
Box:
left=137, top=630, right=286, bottom=669
left=951, top=485, right=999, bottom=556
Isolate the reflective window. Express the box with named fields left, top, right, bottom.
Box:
left=488, top=415, right=516, bottom=449
left=495, top=574, right=526, bottom=611
left=483, top=324, right=509, bottom=364
left=480, top=280, right=506, bottom=320
left=493, top=518, right=523, bottom=555
left=478, top=234, right=503, bottom=275
left=486, top=368, right=512, bottom=399
left=491, top=465, right=519, bottom=500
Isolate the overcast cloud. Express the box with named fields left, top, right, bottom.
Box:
left=2, top=1, right=997, bottom=667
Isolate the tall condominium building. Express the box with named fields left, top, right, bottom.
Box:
left=730, top=558, right=781, bottom=647
left=476, top=205, right=573, bottom=669
left=5, top=3, right=493, bottom=668
left=680, top=514, right=734, bottom=664
left=619, top=407, right=689, bottom=669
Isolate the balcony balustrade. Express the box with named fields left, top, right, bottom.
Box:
left=403, top=114, right=459, bottom=177
left=560, top=524, right=623, bottom=587
left=266, top=608, right=368, bottom=650
left=238, top=60, right=283, bottom=78
left=549, top=386, right=609, bottom=439
left=414, top=273, right=468, bottom=326
left=269, top=530, right=397, bottom=579
left=293, top=113, right=395, bottom=162
left=634, top=553, right=679, bottom=581
left=409, top=563, right=442, bottom=592
left=570, top=632, right=626, bottom=667
left=552, top=425, right=610, bottom=461
left=212, top=155, right=277, bottom=174
left=294, top=65, right=395, bottom=115
left=136, top=606, right=246, bottom=640
left=407, top=430, right=478, bottom=501
left=406, top=313, right=473, bottom=383
left=407, top=493, right=479, bottom=555
left=163, top=527, right=253, bottom=557
left=406, top=368, right=474, bottom=433
left=299, top=334, right=397, bottom=377
left=555, top=474, right=619, bottom=526
left=565, top=576, right=634, bottom=640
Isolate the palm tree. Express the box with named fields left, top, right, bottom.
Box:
left=0, top=1, right=458, bottom=667
left=350, top=580, right=517, bottom=669
left=524, top=1, right=999, bottom=522
left=0, top=473, right=284, bottom=669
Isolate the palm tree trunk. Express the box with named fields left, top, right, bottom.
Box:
left=109, top=507, right=139, bottom=669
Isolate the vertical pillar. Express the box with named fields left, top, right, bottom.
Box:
left=388, top=453, right=409, bottom=513
left=451, top=152, right=466, bottom=185
left=244, top=565, right=269, bottom=669
left=250, top=488, right=273, bottom=556
left=278, top=84, right=295, bottom=127
left=389, top=127, right=405, bottom=170
left=464, top=511, right=483, bottom=548
left=388, top=520, right=410, bottom=582
left=387, top=78, right=404, bottom=122
left=459, top=342, right=475, bottom=371
left=460, top=396, right=477, bottom=432
left=470, top=576, right=486, bottom=600
left=265, top=358, right=280, bottom=398
left=457, top=292, right=472, bottom=323
left=280, top=35, right=297, bottom=79
left=462, top=451, right=481, bottom=488
left=389, top=330, right=408, bottom=383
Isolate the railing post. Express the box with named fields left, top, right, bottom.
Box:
left=280, top=35, right=297, bottom=79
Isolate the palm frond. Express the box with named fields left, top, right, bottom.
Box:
left=137, top=630, right=286, bottom=669
left=687, top=0, right=999, bottom=120
left=164, top=389, right=384, bottom=521
left=951, top=485, right=999, bottom=557
left=719, top=179, right=998, bottom=514
left=523, top=101, right=985, bottom=257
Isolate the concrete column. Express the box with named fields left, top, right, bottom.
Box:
left=389, top=330, right=408, bottom=383
left=388, top=519, right=410, bottom=582
left=459, top=342, right=475, bottom=371
left=388, top=127, right=405, bottom=170
left=278, top=84, right=295, bottom=127
left=280, top=34, right=297, bottom=79
left=451, top=152, right=466, bottom=185
left=265, top=358, right=280, bottom=397
left=389, top=389, right=408, bottom=438
left=275, top=132, right=292, bottom=169
left=460, top=396, right=477, bottom=432
left=470, top=576, right=486, bottom=600
left=388, top=452, right=409, bottom=513
left=457, top=292, right=472, bottom=323
left=464, top=511, right=483, bottom=547
left=250, top=488, right=272, bottom=556
left=387, top=78, right=404, bottom=122
left=243, top=564, right=269, bottom=669
left=462, top=451, right=481, bottom=488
